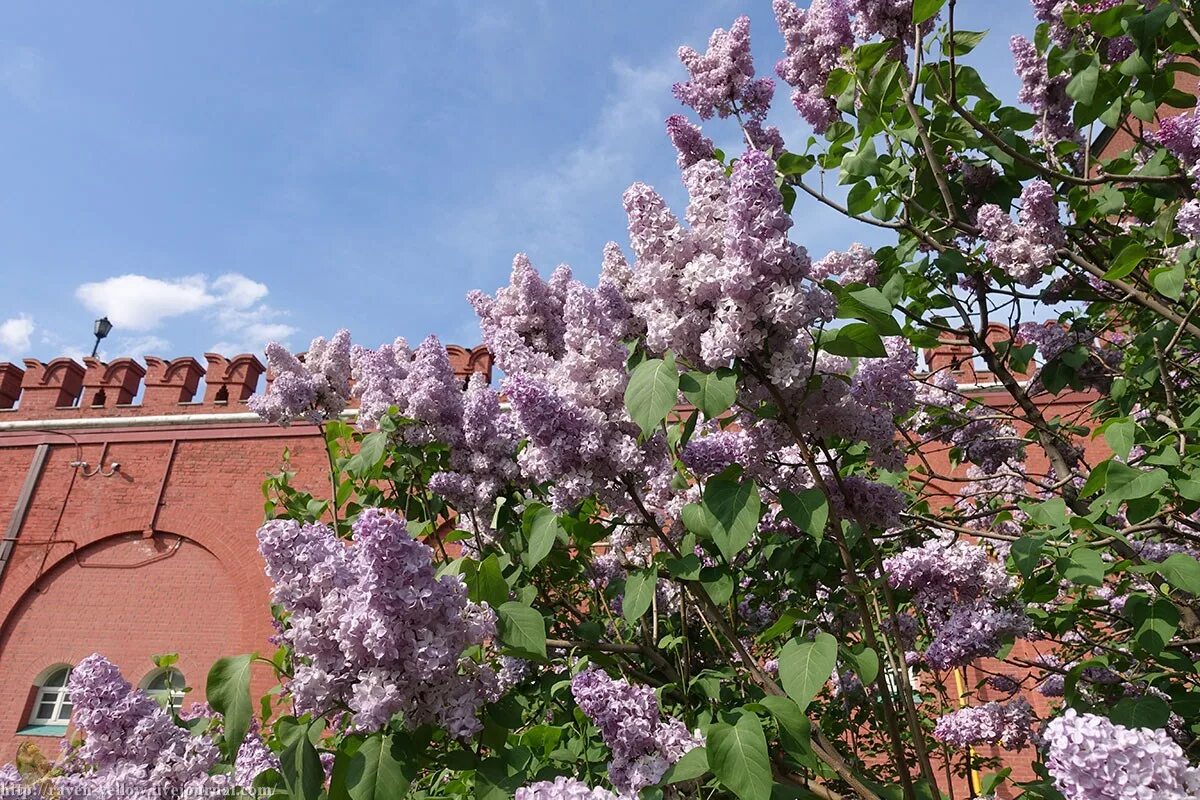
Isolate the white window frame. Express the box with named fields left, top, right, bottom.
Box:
left=141, top=668, right=186, bottom=712
left=28, top=665, right=73, bottom=726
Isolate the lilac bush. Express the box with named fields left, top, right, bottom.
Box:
left=12, top=1, right=1200, bottom=798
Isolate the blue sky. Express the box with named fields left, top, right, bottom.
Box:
left=0, top=1, right=1036, bottom=363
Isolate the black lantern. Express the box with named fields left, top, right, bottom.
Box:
left=91, top=317, right=113, bottom=358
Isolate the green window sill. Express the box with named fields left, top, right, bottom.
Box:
left=16, top=724, right=67, bottom=737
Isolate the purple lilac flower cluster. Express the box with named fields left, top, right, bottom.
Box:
left=257, top=509, right=499, bottom=737
left=847, top=0, right=924, bottom=46
left=1018, top=320, right=1120, bottom=393
left=976, top=179, right=1065, bottom=286
left=811, top=243, right=878, bottom=285
left=665, top=114, right=715, bottom=169
left=933, top=697, right=1035, bottom=750
left=249, top=330, right=353, bottom=425
left=234, top=722, right=280, bottom=788
left=672, top=16, right=774, bottom=122
left=1176, top=199, right=1200, bottom=240
left=0, top=765, right=40, bottom=800
left=571, top=668, right=702, bottom=796
left=884, top=536, right=1029, bottom=668
left=37, top=654, right=230, bottom=799
left=1152, top=111, right=1200, bottom=179
left=1031, top=0, right=1126, bottom=48
left=773, top=0, right=852, bottom=133
left=1010, top=36, right=1078, bottom=145
left=1043, top=709, right=1200, bottom=800
left=515, top=777, right=619, bottom=800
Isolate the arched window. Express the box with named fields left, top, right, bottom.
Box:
left=141, top=668, right=186, bottom=712
left=28, top=665, right=72, bottom=726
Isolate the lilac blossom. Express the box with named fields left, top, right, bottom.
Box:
left=0, top=765, right=43, bottom=800
left=1043, top=709, right=1200, bottom=800
left=250, top=330, right=352, bottom=425
left=665, top=114, right=715, bottom=168
left=773, top=0, right=853, bottom=133
left=847, top=0, right=926, bottom=46
left=1177, top=199, right=1200, bottom=241
left=1152, top=111, right=1200, bottom=174
left=1011, top=35, right=1078, bottom=145
left=516, top=777, right=620, bottom=800
left=934, top=698, right=1034, bottom=750
left=673, top=17, right=773, bottom=121
left=257, top=509, right=498, bottom=737
left=852, top=338, right=917, bottom=416
left=977, top=179, right=1064, bottom=286
left=234, top=729, right=279, bottom=788
left=681, top=430, right=746, bottom=476
left=924, top=602, right=1031, bottom=670
left=350, top=338, right=411, bottom=430
left=49, top=654, right=227, bottom=799
left=571, top=668, right=702, bottom=796
left=811, top=243, right=878, bottom=285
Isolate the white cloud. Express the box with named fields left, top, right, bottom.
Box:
left=0, top=314, right=34, bottom=357
left=75, top=274, right=215, bottom=331
left=73, top=271, right=297, bottom=357
left=212, top=273, right=269, bottom=308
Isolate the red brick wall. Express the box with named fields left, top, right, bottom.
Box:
left=0, top=345, right=492, bottom=760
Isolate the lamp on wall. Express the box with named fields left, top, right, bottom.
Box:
left=91, top=317, right=113, bottom=358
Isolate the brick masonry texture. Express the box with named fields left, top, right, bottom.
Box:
left=0, top=344, right=492, bottom=759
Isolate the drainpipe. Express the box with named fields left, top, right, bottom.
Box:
left=0, top=443, right=50, bottom=587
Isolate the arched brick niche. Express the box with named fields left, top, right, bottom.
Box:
left=0, top=533, right=254, bottom=760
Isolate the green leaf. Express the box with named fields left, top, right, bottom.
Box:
left=1025, top=497, right=1067, bottom=529
left=844, top=645, right=879, bottom=685
left=949, top=29, right=987, bottom=54
left=707, top=713, right=773, bottom=800
left=497, top=602, right=547, bottom=660
left=702, top=568, right=735, bottom=605
left=623, top=568, right=656, bottom=623
left=820, top=323, right=887, bottom=358
left=913, top=0, right=947, bottom=24
left=837, top=287, right=902, bottom=335
left=1109, top=696, right=1171, bottom=730
left=525, top=506, right=560, bottom=568
left=1103, top=419, right=1135, bottom=460
left=1066, top=59, right=1100, bottom=105
left=679, top=368, right=738, bottom=419
left=842, top=140, right=879, bottom=179
left=681, top=502, right=716, bottom=540
left=1126, top=595, right=1179, bottom=655
left=625, top=353, right=680, bottom=435
left=331, top=733, right=419, bottom=800
left=280, top=724, right=324, bottom=800
left=778, top=488, right=829, bottom=542
left=206, top=654, right=253, bottom=756
left=778, top=632, right=838, bottom=709
left=1062, top=548, right=1105, bottom=587
left=474, top=555, right=510, bottom=609
left=703, top=477, right=761, bottom=562
left=758, top=695, right=812, bottom=759
left=1150, top=262, right=1185, bottom=299
left=1104, top=462, right=1168, bottom=503
left=346, top=431, right=387, bottom=478
left=1154, top=553, right=1200, bottom=594
left=661, top=746, right=709, bottom=784
left=1010, top=535, right=1046, bottom=579
left=1102, top=242, right=1147, bottom=280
